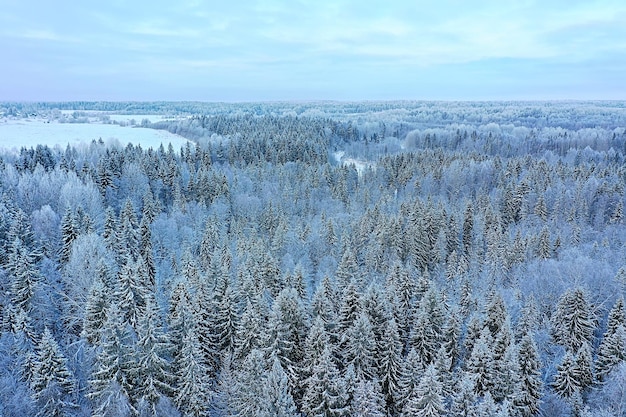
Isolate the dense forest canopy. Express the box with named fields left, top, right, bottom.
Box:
left=1, top=101, right=626, bottom=417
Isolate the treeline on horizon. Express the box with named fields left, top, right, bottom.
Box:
left=1, top=101, right=626, bottom=417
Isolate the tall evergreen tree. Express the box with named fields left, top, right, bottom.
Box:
left=402, top=364, right=446, bottom=417
left=31, top=327, right=76, bottom=417
left=302, top=346, right=349, bottom=417
left=132, top=296, right=174, bottom=414
left=258, top=356, right=299, bottom=417
left=551, top=288, right=595, bottom=351
left=514, top=333, right=543, bottom=417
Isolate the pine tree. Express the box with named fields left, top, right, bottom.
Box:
left=514, top=334, right=543, bottom=417
left=551, top=288, right=596, bottom=351
left=552, top=351, right=581, bottom=398
left=379, top=317, right=404, bottom=414
left=258, top=356, right=299, bottom=417
left=351, top=379, right=386, bottom=417
left=302, top=346, right=349, bottom=417
left=31, top=328, right=76, bottom=417
left=402, top=364, right=446, bottom=417
left=174, top=323, right=211, bottom=417
left=132, top=296, right=174, bottom=414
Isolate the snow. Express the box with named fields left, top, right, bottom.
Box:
left=0, top=118, right=191, bottom=152
left=333, top=150, right=375, bottom=176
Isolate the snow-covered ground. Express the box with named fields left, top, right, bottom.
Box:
left=333, top=150, right=375, bottom=176
left=0, top=118, right=190, bottom=153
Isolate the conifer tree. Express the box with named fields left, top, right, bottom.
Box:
left=379, top=316, right=404, bottom=414
left=82, top=276, right=109, bottom=345
left=31, top=327, right=76, bottom=417
left=596, top=324, right=626, bottom=379
left=132, top=296, right=174, bottom=414
left=466, top=328, right=494, bottom=396
left=514, top=334, right=543, bottom=417
left=7, top=236, right=40, bottom=314
left=59, top=207, right=78, bottom=265
left=89, top=302, right=135, bottom=417
left=552, top=351, right=581, bottom=398
left=397, top=348, right=424, bottom=410
left=302, top=346, right=349, bottom=417
left=174, top=324, right=211, bottom=417
left=551, top=288, right=595, bottom=351
left=342, top=310, right=377, bottom=380
left=402, top=364, right=446, bottom=417
left=259, top=356, right=299, bottom=417
left=450, top=373, right=478, bottom=417
left=351, top=379, right=386, bottom=417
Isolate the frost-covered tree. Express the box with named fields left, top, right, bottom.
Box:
left=174, top=323, right=211, bottom=417
left=89, top=302, right=135, bottom=417
left=351, top=379, right=386, bottom=417
left=132, top=296, right=174, bottom=414
left=551, top=288, right=596, bottom=351
left=30, top=327, right=76, bottom=417
left=342, top=310, right=376, bottom=380
left=379, top=316, right=404, bottom=413
left=258, top=356, right=299, bottom=417
left=514, top=333, right=543, bottom=417
left=302, top=346, right=349, bottom=417
left=402, top=364, right=446, bottom=417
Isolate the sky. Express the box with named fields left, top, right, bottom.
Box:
left=1, top=0, right=625, bottom=101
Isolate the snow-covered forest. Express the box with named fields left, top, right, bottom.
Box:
left=2, top=101, right=626, bottom=417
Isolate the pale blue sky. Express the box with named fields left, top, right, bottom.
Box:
left=1, top=0, right=625, bottom=101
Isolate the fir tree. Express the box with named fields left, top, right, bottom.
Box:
left=551, top=288, right=596, bottom=351
left=258, top=356, right=299, bottom=417
left=402, top=364, right=446, bottom=417
left=514, top=334, right=543, bottom=417
left=302, top=346, right=349, bottom=417
left=31, top=327, right=76, bottom=417
left=174, top=324, right=211, bottom=417
left=132, top=296, right=174, bottom=414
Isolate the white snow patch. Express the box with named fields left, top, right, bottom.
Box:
left=333, top=151, right=375, bottom=176
left=0, top=118, right=191, bottom=152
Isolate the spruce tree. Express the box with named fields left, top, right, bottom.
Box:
left=302, top=346, right=349, bottom=417
left=514, top=334, right=543, bottom=417
left=596, top=324, right=626, bottom=379
left=132, top=296, right=174, bottom=414
left=31, top=327, right=76, bottom=417
left=551, top=288, right=595, bottom=351
left=174, top=323, right=211, bottom=417
left=351, top=379, right=386, bottom=417
left=379, top=316, right=404, bottom=414
left=402, top=364, right=446, bottom=417
left=259, top=356, right=299, bottom=417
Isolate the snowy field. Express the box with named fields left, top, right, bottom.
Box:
left=0, top=118, right=190, bottom=153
